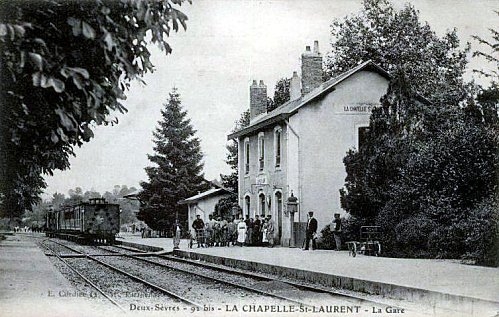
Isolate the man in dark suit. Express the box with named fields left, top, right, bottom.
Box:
left=304, top=211, right=318, bottom=250
left=191, top=215, right=205, bottom=248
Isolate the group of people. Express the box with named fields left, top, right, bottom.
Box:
left=13, top=226, right=39, bottom=233
left=191, top=214, right=236, bottom=247
left=303, top=211, right=342, bottom=251
left=235, top=214, right=276, bottom=247
left=191, top=213, right=276, bottom=248
left=187, top=211, right=342, bottom=251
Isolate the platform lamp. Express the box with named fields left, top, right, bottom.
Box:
left=286, top=191, right=298, bottom=247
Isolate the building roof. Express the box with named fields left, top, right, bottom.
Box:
left=178, top=187, right=232, bottom=205
left=228, top=60, right=390, bottom=140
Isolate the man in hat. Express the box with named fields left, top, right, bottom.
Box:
left=266, top=215, right=276, bottom=247
left=191, top=214, right=205, bottom=248
left=332, top=213, right=342, bottom=251
left=304, top=211, right=318, bottom=250
left=172, top=219, right=182, bottom=249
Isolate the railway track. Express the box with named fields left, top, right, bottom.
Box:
left=40, top=240, right=127, bottom=313
left=41, top=239, right=202, bottom=310
left=42, top=239, right=392, bottom=310
left=42, top=239, right=310, bottom=308
left=36, top=237, right=497, bottom=317
left=98, top=244, right=393, bottom=308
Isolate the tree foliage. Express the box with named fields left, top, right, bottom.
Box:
left=138, top=89, right=208, bottom=232
left=0, top=0, right=189, bottom=218
left=220, top=109, right=250, bottom=193
left=267, top=77, right=290, bottom=112
left=337, top=1, right=499, bottom=264
left=341, top=74, right=499, bottom=264
left=325, top=0, right=469, bottom=104
left=217, top=109, right=250, bottom=216
left=472, top=11, right=499, bottom=80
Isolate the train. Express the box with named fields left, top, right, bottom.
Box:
left=46, top=198, right=120, bottom=244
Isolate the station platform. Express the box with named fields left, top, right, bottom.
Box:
left=2, top=232, right=498, bottom=316
left=118, top=232, right=499, bottom=316
left=0, top=232, right=109, bottom=317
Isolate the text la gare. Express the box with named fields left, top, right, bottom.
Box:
left=372, top=306, right=405, bottom=313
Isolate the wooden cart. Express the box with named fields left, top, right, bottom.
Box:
left=346, top=226, right=382, bottom=257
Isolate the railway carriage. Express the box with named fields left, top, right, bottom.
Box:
left=46, top=198, right=120, bottom=244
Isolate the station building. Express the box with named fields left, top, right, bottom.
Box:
left=228, top=41, right=390, bottom=247
left=179, top=186, right=232, bottom=232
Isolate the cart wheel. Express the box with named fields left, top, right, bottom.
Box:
left=375, top=242, right=381, bottom=256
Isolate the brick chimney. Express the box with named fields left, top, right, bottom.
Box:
left=289, top=71, right=301, bottom=101
left=301, top=40, right=323, bottom=95
left=250, top=80, right=267, bottom=120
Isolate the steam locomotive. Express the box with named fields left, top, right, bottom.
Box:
left=46, top=198, right=120, bottom=244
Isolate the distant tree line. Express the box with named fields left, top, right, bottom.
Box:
left=13, top=185, right=140, bottom=230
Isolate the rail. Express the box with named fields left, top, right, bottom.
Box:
left=40, top=240, right=127, bottom=313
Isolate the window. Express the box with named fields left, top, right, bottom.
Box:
left=245, top=195, right=251, bottom=218
left=259, top=193, right=266, bottom=216
left=258, top=132, right=265, bottom=171
left=358, top=126, right=370, bottom=149
left=274, top=126, right=282, bottom=168
left=244, top=138, right=250, bottom=174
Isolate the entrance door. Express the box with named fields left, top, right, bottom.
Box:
left=275, top=192, right=282, bottom=244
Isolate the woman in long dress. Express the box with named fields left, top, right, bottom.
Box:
left=261, top=219, right=268, bottom=246
left=236, top=217, right=247, bottom=246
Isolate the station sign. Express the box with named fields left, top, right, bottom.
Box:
left=341, top=103, right=378, bottom=114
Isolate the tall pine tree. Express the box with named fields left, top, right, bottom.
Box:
left=138, top=89, right=207, bottom=234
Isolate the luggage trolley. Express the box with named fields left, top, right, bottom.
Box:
left=347, top=226, right=382, bottom=257
left=189, top=229, right=207, bottom=248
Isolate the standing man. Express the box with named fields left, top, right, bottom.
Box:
left=172, top=219, right=182, bottom=250
left=204, top=214, right=213, bottom=247
left=304, top=211, right=318, bottom=250
left=332, top=213, right=342, bottom=251
left=227, top=216, right=236, bottom=246
left=219, top=217, right=228, bottom=246
left=266, top=215, right=275, bottom=248
left=253, top=215, right=261, bottom=246
left=245, top=216, right=252, bottom=246
left=213, top=217, right=221, bottom=247
left=191, top=214, right=205, bottom=248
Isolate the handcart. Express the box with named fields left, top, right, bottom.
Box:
left=189, top=228, right=207, bottom=248
left=346, top=226, right=382, bottom=257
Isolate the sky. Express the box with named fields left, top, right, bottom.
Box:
left=42, top=0, right=498, bottom=199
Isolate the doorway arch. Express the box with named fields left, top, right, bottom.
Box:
left=274, top=190, right=283, bottom=244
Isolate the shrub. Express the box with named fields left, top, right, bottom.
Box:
left=317, top=224, right=335, bottom=250
left=462, top=197, right=499, bottom=266
left=428, top=223, right=466, bottom=259
left=394, top=215, right=437, bottom=258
